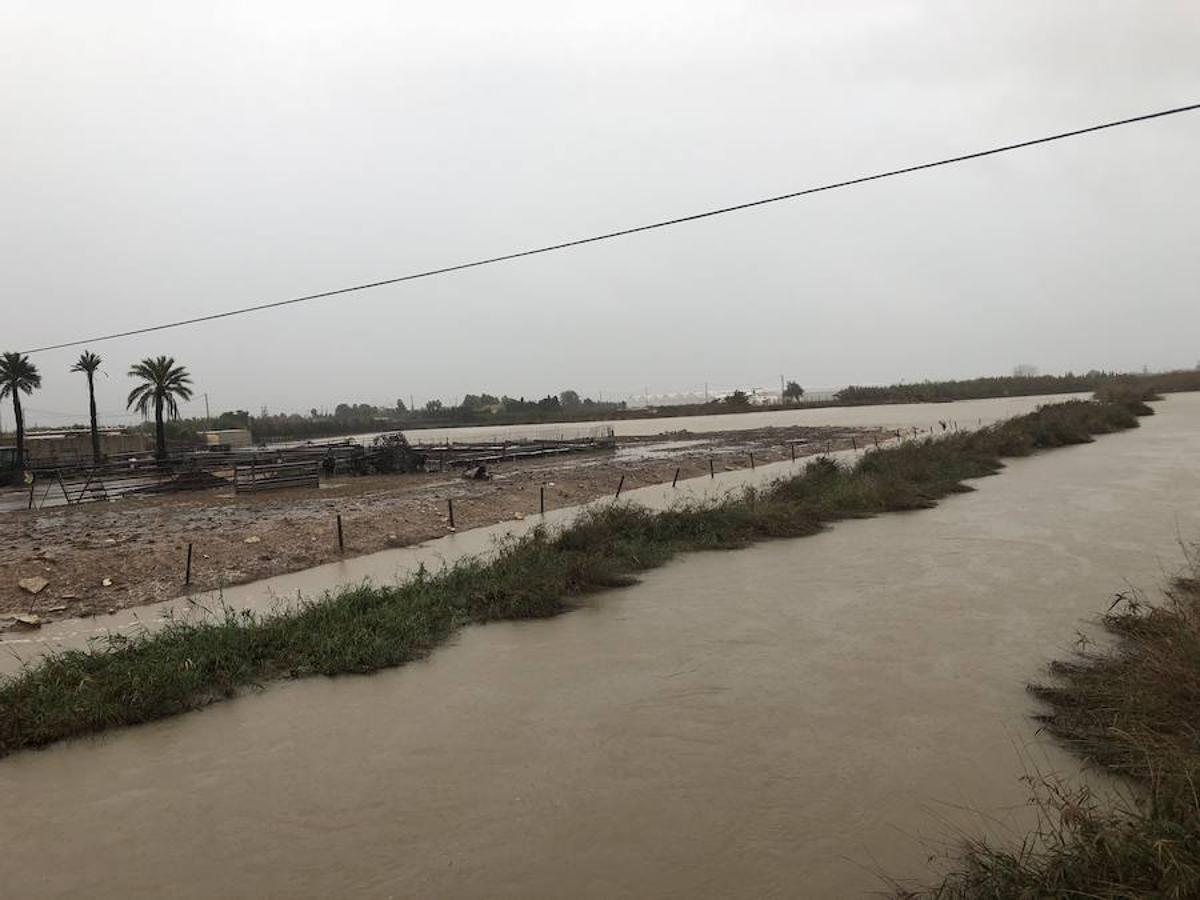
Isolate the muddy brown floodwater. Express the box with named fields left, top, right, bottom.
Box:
left=0, top=393, right=1197, bottom=898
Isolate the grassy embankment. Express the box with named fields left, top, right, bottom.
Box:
left=0, top=398, right=1146, bottom=757
left=837, top=368, right=1200, bottom=406
left=898, top=552, right=1200, bottom=898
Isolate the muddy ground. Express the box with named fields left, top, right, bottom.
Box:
left=0, top=425, right=880, bottom=626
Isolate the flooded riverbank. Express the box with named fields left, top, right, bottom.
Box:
left=0, top=392, right=1087, bottom=666
left=0, top=445, right=840, bottom=674
left=1, top=424, right=877, bottom=626
left=0, top=394, right=1196, bottom=896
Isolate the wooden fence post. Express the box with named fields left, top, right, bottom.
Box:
left=540, top=485, right=545, bottom=515
left=185, top=543, right=193, bottom=585
left=337, top=514, right=345, bottom=552
left=672, top=467, right=680, bottom=488
left=615, top=475, right=625, bottom=499
left=447, top=499, right=455, bottom=529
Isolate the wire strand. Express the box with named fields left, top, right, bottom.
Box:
left=21, top=101, right=1200, bottom=355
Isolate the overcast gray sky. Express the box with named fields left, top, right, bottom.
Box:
left=2, top=1, right=1197, bottom=426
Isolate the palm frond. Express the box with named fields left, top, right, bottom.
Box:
left=0, top=352, right=41, bottom=397
left=71, top=351, right=102, bottom=375
left=125, top=355, right=194, bottom=415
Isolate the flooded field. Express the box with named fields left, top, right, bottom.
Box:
left=0, top=453, right=851, bottom=672
left=0, top=424, right=873, bottom=625
left=0, top=393, right=1197, bottom=897
left=375, top=392, right=1094, bottom=444
left=0, top=393, right=1082, bottom=517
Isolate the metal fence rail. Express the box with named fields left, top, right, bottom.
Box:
left=234, top=461, right=320, bottom=493
left=415, top=437, right=616, bottom=470
left=17, top=434, right=612, bottom=505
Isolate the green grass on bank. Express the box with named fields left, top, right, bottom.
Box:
left=897, top=554, right=1200, bottom=898
left=0, top=398, right=1145, bottom=758
left=838, top=368, right=1200, bottom=406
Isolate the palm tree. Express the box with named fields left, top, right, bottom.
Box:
left=0, top=352, right=42, bottom=470
left=71, top=350, right=103, bottom=464
left=126, top=356, right=193, bottom=460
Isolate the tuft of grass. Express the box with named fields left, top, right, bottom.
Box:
left=1095, top=379, right=1163, bottom=416
left=0, top=399, right=1149, bottom=757
left=897, top=553, right=1200, bottom=898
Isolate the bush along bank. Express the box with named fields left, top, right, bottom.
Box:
left=0, top=398, right=1147, bottom=758
left=897, top=550, right=1200, bottom=898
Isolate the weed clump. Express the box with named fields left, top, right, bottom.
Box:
left=897, top=556, right=1200, bottom=898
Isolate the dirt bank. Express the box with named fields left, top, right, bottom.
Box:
left=0, top=425, right=878, bottom=625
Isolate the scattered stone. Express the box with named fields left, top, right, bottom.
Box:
left=244, top=536, right=261, bottom=544
left=18, top=576, right=49, bottom=595
left=12, top=614, right=42, bottom=630
left=102, top=577, right=113, bottom=587
left=45, top=605, right=68, bottom=613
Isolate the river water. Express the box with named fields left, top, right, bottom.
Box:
left=1, top=393, right=1197, bottom=897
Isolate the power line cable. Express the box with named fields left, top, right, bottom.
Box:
left=20, top=101, right=1200, bottom=356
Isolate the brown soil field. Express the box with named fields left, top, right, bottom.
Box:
left=0, top=425, right=879, bottom=627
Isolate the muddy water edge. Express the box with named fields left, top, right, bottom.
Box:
left=0, top=393, right=1197, bottom=898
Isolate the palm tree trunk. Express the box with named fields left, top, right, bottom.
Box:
left=155, top=394, right=166, bottom=460
left=87, top=373, right=100, bottom=464
left=12, top=392, right=25, bottom=470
